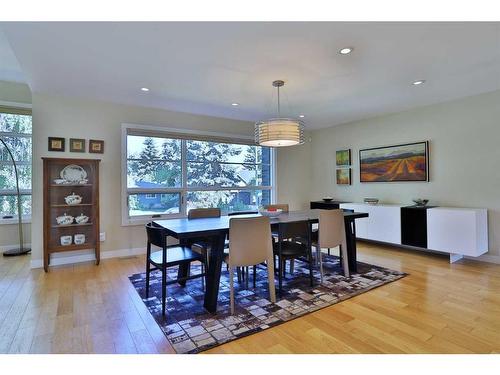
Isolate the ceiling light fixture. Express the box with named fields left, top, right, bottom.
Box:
left=141, top=87, right=150, bottom=92
left=413, top=80, right=425, bottom=86
left=255, top=80, right=305, bottom=147
left=339, top=47, right=353, bottom=55
left=231, top=103, right=239, bottom=106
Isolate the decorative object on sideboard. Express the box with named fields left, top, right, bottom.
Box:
left=74, top=234, right=86, bottom=245
left=70, top=138, right=86, bottom=153
left=364, top=198, right=379, bottom=205
left=254, top=80, right=305, bottom=147
left=0, top=138, right=31, bottom=256
left=48, top=137, right=65, bottom=151
left=322, top=196, right=334, bottom=202
left=412, top=198, right=429, bottom=206
left=60, top=164, right=88, bottom=184
left=89, top=139, right=104, bottom=154
left=75, top=213, right=89, bottom=224
left=64, top=192, right=83, bottom=205
left=259, top=208, right=283, bottom=217
left=336, top=168, right=351, bottom=185
left=56, top=213, right=74, bottom=226
left=60, top=235, right=72, bottom=246
left=359, top=141, right=429, bottom=183
left=336, top=149, right=351, bottom=167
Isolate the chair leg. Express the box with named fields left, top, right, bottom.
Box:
left=267, top=258, right=276, bottom=303
left=253, top=265, right=257, bottom=288
left=290, top=259, right=295, bottom=274
left=161, top=267, right=167, bottom=316
left=145, top=260, right=151, bottom=298
left=340, top=245, right=350, bottom=278
left=236, top=267, right=242, bottom=283
left=279, top=258, right=284, bottom=296
left=308, top=252, right=314, bottom=287
left=201, top=262, right=205, bottom=291
left=317, top=244, right=324, bottom=284
left=328, top=248, right=331, bottom=255
left=229, top=266, right=235, bottom=315
left=245, top=267, right=249, bottom=289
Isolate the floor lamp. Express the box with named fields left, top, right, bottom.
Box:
left=0, top=137, right=31, bottom=256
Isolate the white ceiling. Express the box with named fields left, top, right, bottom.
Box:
left=1, top=22, right=500, bottom=129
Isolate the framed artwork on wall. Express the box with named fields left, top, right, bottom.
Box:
left=336, top=149, right=351, bottom=167
left=69, top=138, right=86, bottom=153
left=89, top=139, right=104, bottom=154
left=48, top=137, right=65, bottom=152
left=359, top=141, right=429, bottom=183
left=336, top=168, right=351, bottom=185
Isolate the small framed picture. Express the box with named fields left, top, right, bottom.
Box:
left=336, top=168, right=351, bottom=185
left=89, top=139, right=104, bottom=154
left=48, top=137, right=65, bottom=152
left=70, top=138, right=86, bottom=153
left=336, top=149, right=351, bottom=167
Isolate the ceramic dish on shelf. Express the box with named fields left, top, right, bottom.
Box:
left=60, top=235, right=72, bottom=246
left=74, top=234, right=86, bottom=245
left=259, top=208, right=283, bottom=217
left=75, top=213, right=89, bottom=224
left=53, top=178, right=67, bottom=185
left=56, top=213, right=74, bottom=225
left=60, top=164, right=87, bottom=183
left=64, top=192, right=82, bottom=205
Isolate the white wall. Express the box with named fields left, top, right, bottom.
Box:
left=0, top=80, right=31, bottom=249
left=31, top=93, right=254, bottom=265
left=308, top=89, right=500, bottom=258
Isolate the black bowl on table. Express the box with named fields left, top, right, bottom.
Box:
left=322, top=197, right=334, bottom=202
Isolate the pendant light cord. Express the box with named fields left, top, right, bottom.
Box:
left=277, top=85, right=281, bottom=117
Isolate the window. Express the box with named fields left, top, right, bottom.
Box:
left=123, top=126, right=274, bottom=222
left=0, top=108, right=32, bottom=220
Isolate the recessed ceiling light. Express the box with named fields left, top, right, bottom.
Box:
left=339, top=47, right=353, bottom=55
left=413, top=80, right=426, bottom=86
left=231, top=103, right=239, bottom=106
left=141, top=87, right=150, bottom=92
left=299, top=114, right=305, bottom=118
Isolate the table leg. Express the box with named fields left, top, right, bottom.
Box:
left=344, top=219, right=358, bottom=273
left=203, top=232, right=226, bottom=313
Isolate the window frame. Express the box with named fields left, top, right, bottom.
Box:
left=121, top=123, right=276, bottom=226
left=0, top=101, right=33, bottom=225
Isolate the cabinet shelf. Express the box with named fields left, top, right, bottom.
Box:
left=51, top=222, right=93, bottom=228
left=49, top=243, right=95, bottom=252
left=51, top=203, right=93, bottom=208
left=50, top=184, right=93, bottom=187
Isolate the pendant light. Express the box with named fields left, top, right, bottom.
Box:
left=255, top=80, right=305, bottom=147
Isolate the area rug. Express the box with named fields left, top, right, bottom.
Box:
left=129, top=254, right=406, bottom=353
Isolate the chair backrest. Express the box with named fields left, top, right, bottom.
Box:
left=188, top=207, right=221, bottom=219
left=228, top=210, right=259, bottom=216
left=229, top=216, right=273, bottom=267
left=145, top=222, right=168, bottom=248
left=264, top=204, right=289, bottom=212
left=319, top=209, right=347, bottom=249
left=278, top=220, right=310, bottom=243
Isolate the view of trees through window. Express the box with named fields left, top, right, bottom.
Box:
left=126, top=134, right=272, bottom=217
left=0, top=111, right=32, bottom=218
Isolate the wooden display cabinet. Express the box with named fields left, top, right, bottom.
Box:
left=42, top=157, right=100, bottom=272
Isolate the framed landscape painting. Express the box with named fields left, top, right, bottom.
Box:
left=336, top=149, right=351, bottom=166
left=359, top=141, right=429, bottom=182
left=336, top=168, right=351, bottom=185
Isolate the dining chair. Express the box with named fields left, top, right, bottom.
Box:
left=145, top=223, right=206, bottom=316
left=273, top=220, right=315, bottom=296
left=188, top=207, right=221, bottom=289
left=227, top=216, right=276, bottom=314
left=312, top=209, right=350, bottom=283
left=225, top=210, right=258, bottom=284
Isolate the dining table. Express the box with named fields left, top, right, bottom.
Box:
left=154, top=209, right=369, bottom=313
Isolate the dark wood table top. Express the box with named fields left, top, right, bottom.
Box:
left=154, top=209, right=368, bottom=237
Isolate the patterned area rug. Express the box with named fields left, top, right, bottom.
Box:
left=129, top=254, right=406, bottom=353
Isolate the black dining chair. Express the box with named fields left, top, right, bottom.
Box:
left=145, top=222, right=207, bottom=316
left=273, top=220, right=315, bottom=296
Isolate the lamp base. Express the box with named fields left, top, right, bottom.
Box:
left=3, top=248, right=31, bottom=257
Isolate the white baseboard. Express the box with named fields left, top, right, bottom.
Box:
left=1, top=242, right=32, bottom=251
left=30, top=247, right=145, bottom=269
left=466, top=254, right=500, bottom=264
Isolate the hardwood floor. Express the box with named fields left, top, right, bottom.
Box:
left=1, top=242, right=500, bottom=354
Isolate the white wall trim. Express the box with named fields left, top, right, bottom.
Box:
left=1, top=242, right=32, bottom=251
left=466, top=254, right=500, bottom=265
left=0, top=100, right=32, bottom=109
left=30, top=247, right=145, bottom=269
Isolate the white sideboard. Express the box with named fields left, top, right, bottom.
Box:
left=339, top=203, right=488, bottom=262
